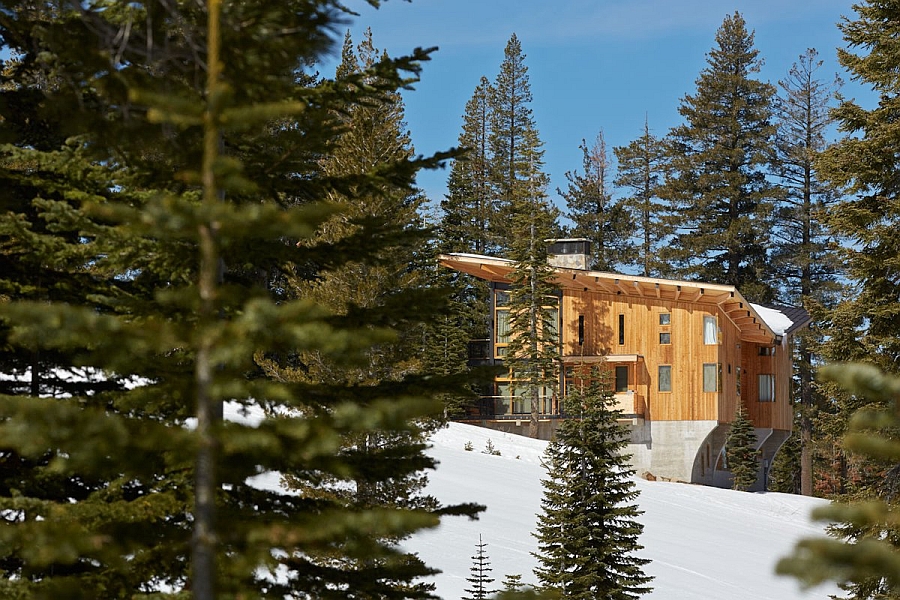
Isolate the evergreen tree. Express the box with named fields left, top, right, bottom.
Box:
left=561, top=131, right=635, bottom=271
left=815, top=0, right=900, bottom=375
left=463, top=534, right=497, bottom=600
left=726, top=402, right=760, bottom=491
left=663, top=12, right=778, bottom=302
left=502, top=573, right=525, bottom=593
left=437, top=76, right=496, bottom=394
left=772, top=48, right=845, bottom=496
left=768, top=412, right=802, bottom=494
left=489, top=33, right=550, bottom=252
left=777, top=364, right=900, bottom=597
left=613, top=119, right=672, bottom=277
left=505, top=158, right=559, bottom=438
left=534, top=369, right=652, bottom=599
left=442, top=76, right=496, bottom=255
left=0, top=2, right=475, bottom=598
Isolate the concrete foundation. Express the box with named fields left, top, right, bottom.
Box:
left=462, top=417, right=792, bottom=490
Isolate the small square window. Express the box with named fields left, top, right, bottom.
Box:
left=659, top=313, right=671, bottom=325
left=659, top=332, right=671, bottom=344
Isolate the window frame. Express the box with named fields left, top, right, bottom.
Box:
left=758, top=374, right=775, bottom=402
left=658, top=365, right=672, bottom=392
left=703, top=363, right=721, bottom=393
left=703, top=315, right=719, bottom=345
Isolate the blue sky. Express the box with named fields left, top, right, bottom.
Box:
left=331, top=0, right=868, bottom=217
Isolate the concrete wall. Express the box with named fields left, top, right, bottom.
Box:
left=629, top=420, right=720, bottom=482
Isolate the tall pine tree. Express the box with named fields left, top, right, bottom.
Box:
left=534, top=369, right=652, bottom=599
left=561, top=131, right=635, bottom=271
left=0, top=2, right=476, bottom=598
left=442, top=76, right=496, bottom=256
left=489, top=33, right=550, bottom=252
left=771, top=48, right=845, bottom=496
left=663, top=12, right=778, bottom=302
left=614, top=119, right=672, bottom=277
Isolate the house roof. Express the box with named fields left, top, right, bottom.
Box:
left=439, top=253, right=808, bottom=345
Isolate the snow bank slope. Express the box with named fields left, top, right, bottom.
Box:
left=407, top=422, right=837, bottom=600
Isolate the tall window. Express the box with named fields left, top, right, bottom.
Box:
left=618, top=314, right=625, bottom=345
left=759, top=374, right=775, bottom=402
left=615, top=366, right=629, bottom=392
left=495, top=291, right=510, bottom=357
left=703, top=315, right=719, bottom=345
left=736, top=367, right=742, bottom=396
left=703, top=363, right=721, bottom=393
left=658, top=365, right=672, bottom=392
left=545, top=307, right=559, bottom=345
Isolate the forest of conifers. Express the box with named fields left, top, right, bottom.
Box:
left=1, top=0, right=900, bottom=598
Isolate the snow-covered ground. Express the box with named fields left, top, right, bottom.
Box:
left=407, top=422, right=839, bottom=600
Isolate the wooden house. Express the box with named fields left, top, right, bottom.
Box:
left=439, top=240, right=809, bottom=490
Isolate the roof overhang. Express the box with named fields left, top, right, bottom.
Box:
left=438, top=253, right=778, bottom=345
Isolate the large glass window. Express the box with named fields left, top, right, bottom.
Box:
left=495, top=309, right=509, bottom=357
left=658, top=365, right=672, bottom=392
left=703, top=363, right=720, bottom=393
left=759, top=374, right=775, bottom=402
left=703, top=316, right=719, bottom=345
left=615, top=365, right=629, bottom=392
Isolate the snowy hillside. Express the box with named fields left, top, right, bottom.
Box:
left=407, top=422, right=838, bottom=600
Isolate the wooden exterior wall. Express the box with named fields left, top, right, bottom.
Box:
left=559, top=289, right=792, bottom=430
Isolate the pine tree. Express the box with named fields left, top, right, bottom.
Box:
left=772, top=48, right=845, bottom=496
left=776, top=364, right=900, bottom=597
left=502, top=573, right=525, bottom=593
left=767, top=412, right=802, bottom=494
left=663, top=12, right=778, bottom=302
left=815, top=0, right=900, bottom=375
left=437, top=76, right=496, bottom=389
left=726, top=402, right=760, bottom=491
left=0, top=2, right=475, bottom=598
left=463, top=534, right=497, bottom=600
left=778, top=6, right=900, bottom=594
left=489, top=34, right=550, bottom=252
left=613, top=119, right=672, bottom=277
left=442, top=76, right=496, bottom=255
left=505, top=158, right=560, bottom=438
left=561, top=131, right=635, bottom=271
left=534, top=369, right=653, bottom=599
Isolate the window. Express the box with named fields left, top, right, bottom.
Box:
left=618, top=314, right=625, bottom=345
left=759, top=346, right=775, bottom=356
left=659, top=332, right=671, bottom=344
left=578, top=315, right=585, bottom=345
left=658, top=365, right=672, bottom=392
left=615, top=366, right=629, bottom=392
left=759, top=374, right=775, bottom=402
left=736, top=367, right=741, bottom=396
left=703, top=363, right=721, bottom=393
left=495, top=308, right=509, bottom=357
left=703, top=315, right=719, bottom=345
left=659, top=313, right=671, bottom=325
left=545, top=307, right=559, bottom=345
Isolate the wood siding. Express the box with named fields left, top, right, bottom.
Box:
left=560, top=289, right=792, bottom=430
